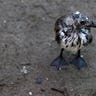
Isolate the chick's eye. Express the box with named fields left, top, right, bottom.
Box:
left=80, top=21, right=86, bottom=25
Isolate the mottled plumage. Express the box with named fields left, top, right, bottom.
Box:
left=55, top=11, right=92, bottom=52
left=51, top=11, right=96, bottom=70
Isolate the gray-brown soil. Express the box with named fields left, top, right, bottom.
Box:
left=0, top=0, right=96, bottom=96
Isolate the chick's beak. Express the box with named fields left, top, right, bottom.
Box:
left=91, top=21, right=96, bottom=27
left=87, top=21, right=96, bottom=28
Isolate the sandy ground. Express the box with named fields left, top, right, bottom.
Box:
left=0, top=0, right=96, bottom=96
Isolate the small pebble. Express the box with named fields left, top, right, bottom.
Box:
left=10, top=82, right=14, bottom=85
left=29, top=92, right=33, bottom=95
left=58, top=67, right=62, bottom=70
left=79, top=94, right=82, bottom=96
left=3, top=20, right=7, bottom=23
left=70, top=88, right=74, bottom=92
left=46, top=78, right=49, bottom=81
left=42, top=17, right=46, bottom=20
left=20, top=0, right=24, bottom=3
left=21, top=66, right=28, bottom=74
left=48, top=43, right=51, bottom=46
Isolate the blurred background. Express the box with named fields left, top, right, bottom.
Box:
left=0, top=0, right=96, bottom=96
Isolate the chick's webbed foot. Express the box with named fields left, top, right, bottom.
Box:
left=50, top=49, right=67, bottom=70
left=51, top=56, right=67, bottom=69
left=71, top=50, right=87, bottom=70
left=71, top=57, right=87, bottom=70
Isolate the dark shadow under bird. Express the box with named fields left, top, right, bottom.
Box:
left=51, top=11, right=96, bottom=70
